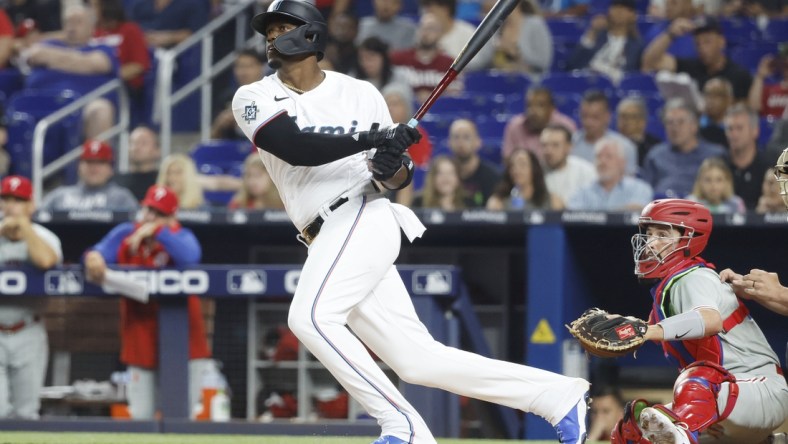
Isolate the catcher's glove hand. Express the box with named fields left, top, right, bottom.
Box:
left=566, top=308, right=647, bottom=358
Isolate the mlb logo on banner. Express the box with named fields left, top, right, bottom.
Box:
left=45, top=270, right=83, bottom=295
left=227, top=270, right=267, bottom=294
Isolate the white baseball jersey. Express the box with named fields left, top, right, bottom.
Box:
left=0, top=223, right=63, bottom=324
left=233, top=71, right=391, bottom=231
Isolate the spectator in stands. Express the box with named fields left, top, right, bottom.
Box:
left=322, top=11, right=358, bottom=75
left=491, top=0, right=552, bottom=75
left=40, top=140, right=138, bottom=212
left=156, top=153, right=206, bottom=210
left=352, top=37, right=407, bottom=92
left=642, top=16, right=752, bottom=100
left=487, top=148, right=562, bottom=210
left=84, top=184, right=213, bottom=419
left=382, top=83, right=432, bottom=168
left=0, top=175, right=62, bottom=419
left=699, top=77, right=734, bottom=148
left=724, top=104, right=770, bottom=210
left=502, top=86, right=577, bottom=160
left=541, top=123, right=597, bottom=206
left=567, top=0, right=644, bottom=84
left=587, top=386, right=625, bottom=442
left=91, top=0, right=150, bottom=93
left=129, top=0, right=210, bottom=49
left=755, top=168, right=783, bottom=214
left=419, top=0, right=494, bottom=71
left=228, top=153, right=283, bottom=210
left=390, top=12, right=456, bottom=103
left=115, top=125, right=161, bottom=201
left=641, top=98, right=726, bottom=198
left=748, top=45, right=788, bottom=119
left=538, top=0, right=590, bottom=17
left=355, top=0, right=416, bottom=51
left=4, top=0, right=62, bottom=36
left=643, top=0, right=699, bottom=59
left=0, top=10, right=13, bottom=69
left=20, top=3, right=120, bottom=140
left=211, top=48, right=266, bottom=141
left=567, top=137, right=653, bottom=211
left=412, top=155, right=471, bottom=210
left=686, top=157, right=745, bottom=213
left=572, top=90, right=638, bottom=175
left=448, top=118, right=501, bottom=207
left=616, top=96, right=662, bottom=167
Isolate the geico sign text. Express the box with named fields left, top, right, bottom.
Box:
left=0, top=271, right=27, bottom=295
left=120, top=270, right=209, bottom=294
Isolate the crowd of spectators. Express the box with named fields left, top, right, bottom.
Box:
left=0, top=0, right=786, bottom=215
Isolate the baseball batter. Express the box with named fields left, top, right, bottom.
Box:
left=232, top=2, right=590, bottom=443
left=613, top=199, right=788, bottom=444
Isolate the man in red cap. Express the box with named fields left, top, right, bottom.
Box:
left=40, top=140, right=138, bottom=212
left=0, top=175, right=62, bottom=419
left=83, top=184, right=212, bottom=419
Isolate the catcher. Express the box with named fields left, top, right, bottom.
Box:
left=570, top=199, right=788, bottom=444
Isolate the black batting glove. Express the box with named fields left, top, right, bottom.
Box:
left=358, top=124, right=421, bottom=154
left=370, top=150, right=405, bottom=181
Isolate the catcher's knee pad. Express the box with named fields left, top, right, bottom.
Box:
left=671, top=360, right=738, bottom=432
left=611, top=399, right=650, bottom=444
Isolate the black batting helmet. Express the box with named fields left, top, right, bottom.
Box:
left=251, top=0, right=327, bottom=61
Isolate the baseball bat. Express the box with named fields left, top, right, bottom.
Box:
left=407, top=0, right=520, bottom=128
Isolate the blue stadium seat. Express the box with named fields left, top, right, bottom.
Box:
left=551, top=43, right=573, bottom=73
left=426, top=94, right=507, bottom=117
left=412, top=165, right=428, bottom=191
left=463, top=71, right=531, bottom=96
left=546, top=18, right=588, bottom=45
left=6, top=111, right=36, bottom=176
left=759, top=117, right=775, bottom=148
left=475, top=116, right=509, bottom=141
left=551, top=93, right=583, bottom=118
left=5, top=89, right=82, bottom=177
left=619, top=73, right=659, bottom=95
left=729, top=42, right=778, bottom=74
left=190, top=139, right=252, bottom=175
left=647, top=116, right=666, bottom=140
left=479, top=138, right=503, bottom=166
left=635, top=17, right=659, bottom=37
left=720, top=18, right=761, bottom=46
left=762, top=19, right=788, bottom=42
left=540, top=72, right=615, bottom=96
left=0, top=69, right=24, bottom=107
left=418, top=114, right=453, bottom=146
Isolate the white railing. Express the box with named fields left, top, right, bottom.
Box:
left=154, top=0, right=262, bottom=158
left=32, top=79, right=129, bottom=203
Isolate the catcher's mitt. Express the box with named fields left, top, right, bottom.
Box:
left=566, top=308, right=648, bottom=358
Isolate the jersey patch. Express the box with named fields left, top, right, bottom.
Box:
left=242, top=102, right=259, bottom=123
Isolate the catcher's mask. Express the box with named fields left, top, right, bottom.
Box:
left=632, top=199, right=712, bottom=279
left=251, top=0, right=327, bottom=61
left=774, top=147, right=788, bottom=209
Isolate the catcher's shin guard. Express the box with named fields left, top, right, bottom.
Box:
left=611, top=399, right=650, bottom=444
left=671, top=360, right=739, bottom=432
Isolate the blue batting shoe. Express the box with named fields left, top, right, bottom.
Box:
left=371, top=436, right=409, bottom=444
left=554, top=391, right=590, bottom=444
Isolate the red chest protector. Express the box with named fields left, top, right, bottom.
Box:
left=116, top=223, right=210, bottom=369
left=648, top=257, right=750, bottom=370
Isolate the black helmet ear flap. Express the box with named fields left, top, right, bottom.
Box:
left=272, top=23, right=326, bottom=61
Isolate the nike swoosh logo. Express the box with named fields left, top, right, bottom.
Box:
left=674, top=330, right=691, bottom=339
left=274, top=96, right=289, bottom=102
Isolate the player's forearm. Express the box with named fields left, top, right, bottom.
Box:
left=24, top=234, right=60, bottom=269
left=381, top=164, right=409, bottom=190
left=41, top=48, right=111, bottom=74
left=156, top=229, right=202, bottom=265
left=747, top=76, right=764, bottom=112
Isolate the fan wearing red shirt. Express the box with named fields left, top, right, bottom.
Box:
left=91, top=0, right=151, bottom=91
left=84, top=185, right=211, bottom=419
left=0, top=10, right=13, bottom=69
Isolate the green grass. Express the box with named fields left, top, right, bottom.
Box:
left=0, top=433, right=608, bottom=444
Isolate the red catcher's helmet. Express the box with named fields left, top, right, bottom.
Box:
left=632, top=199, right=712, bottom=279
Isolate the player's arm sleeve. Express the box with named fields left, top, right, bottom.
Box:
left=252, top=111, right=372, bottom=166
left=156, top=227, right=202, bottom=266
left=86, top=223, right=134, bottom=264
